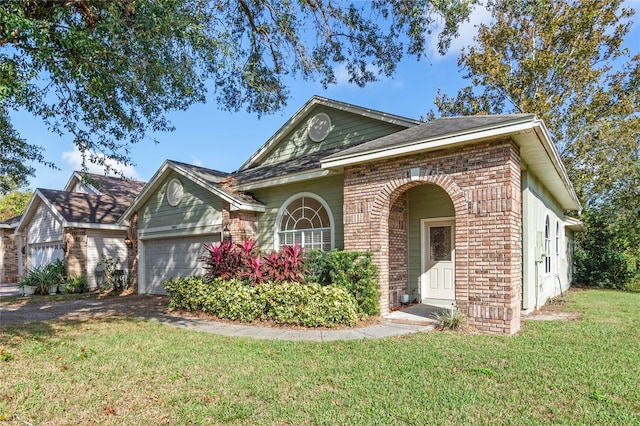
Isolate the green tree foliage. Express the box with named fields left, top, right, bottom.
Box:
left=0, top=0, right=470, bottom=190
left=430, top=0, right=640, bottom=287
left=0, top=184, right=31, bottom=221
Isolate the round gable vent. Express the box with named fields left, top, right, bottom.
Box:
left=166, top=178, right=184, bottom=207
left=307, top=113, right=332, bottom=142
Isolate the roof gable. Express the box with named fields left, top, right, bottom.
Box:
left=64, top=171, right=146, bottom=199
left=238, top=96, right=420, bottom=171
left=119, top=160, right=264, bottom=223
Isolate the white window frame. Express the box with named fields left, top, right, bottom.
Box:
left=544, top=215, right=551, bottom=274
left=274, top=192, right=335, bottom=251
left=555, top=220, right=560, bottom=272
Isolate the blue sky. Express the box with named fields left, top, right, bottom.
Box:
left=14, top=3, right=640, bottom=190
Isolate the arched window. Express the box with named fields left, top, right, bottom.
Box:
left=544, top=215, right=551, bottom=274
left=276, top=193, right=333, bottom=251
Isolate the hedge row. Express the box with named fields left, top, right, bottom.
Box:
left=164, top=277, right=358, bottom=327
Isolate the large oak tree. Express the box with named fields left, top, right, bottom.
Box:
left=0, top=0, right=470, bottom=191
left=431, top=0, right=640, bottom=287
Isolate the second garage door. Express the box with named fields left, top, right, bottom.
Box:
left=142, top=234, right=220, bottom=295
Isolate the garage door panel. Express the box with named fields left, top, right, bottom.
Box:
left=29, top=242, right=64, bottom=269
left=143, top=235, right=220, bottom=295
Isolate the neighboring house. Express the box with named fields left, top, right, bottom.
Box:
left=120, top=96, right=583, bottom=334
left=1, top=215, right=21, bottom=284
left=14, top=173, right=146, bottom=288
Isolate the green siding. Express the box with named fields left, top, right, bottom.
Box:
left=406, top=184, right=455, bottom=300
left=258, top=106, right=408, bottom=167
left=249, top=175, right=344, bottom=250
left=139, top=172, right=223, bottom=232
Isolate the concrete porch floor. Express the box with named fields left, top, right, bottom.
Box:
left=384, top=303, right=446, bottom=325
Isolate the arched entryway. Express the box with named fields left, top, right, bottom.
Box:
left=371, top=174, right=469, bottom=315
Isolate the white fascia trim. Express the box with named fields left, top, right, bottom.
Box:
left=15, top=190, right=66, bottom=233
left=321, top=120, right=536, bottom=169
left=240, top=96, right=421, bottom=171
left=63, top=171, right=101, bottom=194
left=531, top=120, right=582, bottom=212
left=564, top=216, right=586, bottom=232
left=139, top=222, right=222, bottom=240
left=235, top=169, right=335, bottom=191
left=65, top=223, right=128, bottom=231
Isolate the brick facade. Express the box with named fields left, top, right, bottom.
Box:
left=222, top=201, right=258, bottom=243
left=64, top=229, right=87, bottom=278
left=388, top=193, right=408, bottom=307
left=127, top=212, right=139, bottom=291
left=343, top=138, right=522, bottom=334
left=1, top=229, right=19, bottom=283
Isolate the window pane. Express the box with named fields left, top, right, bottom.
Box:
left=430, top=226, right=452, bottom=262
left=279, top=196, right=332, bottom=251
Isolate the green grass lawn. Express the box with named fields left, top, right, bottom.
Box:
left=1, top=289, right=639, bottom=425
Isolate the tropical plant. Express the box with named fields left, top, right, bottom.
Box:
left=19, top=259, right=65, bottom=295
left=65, top=275, right=88, bottom=294
left=201, top=240, right=306, bottom=285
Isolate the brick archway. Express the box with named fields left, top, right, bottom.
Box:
left=370, top=174, right=470, bottom=315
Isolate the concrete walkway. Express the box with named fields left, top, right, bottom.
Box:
left=0, top=285, right=437, bottom=341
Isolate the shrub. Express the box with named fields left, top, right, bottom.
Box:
left=164, top=276, right=358, bottom=327
left=257, top=282, right=358, bottom=327
left=305, top=250, right=380, bottom=317
left=204, top=279, right=264, bottom=322
left=432, top=306, right=467, bottom=331
left=574, top=209, right=638, bottom=289
left=164, top=276, right=211, bottom=311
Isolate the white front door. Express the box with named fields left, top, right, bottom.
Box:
left=421, top=219, right=455, bottom=305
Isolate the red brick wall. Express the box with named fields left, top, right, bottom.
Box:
left=127, top=212, right=139, bottom=291
left=1, top=229, right=18, bottom=283
left=222, top=201, right=258, bottom=244
left=388, top=193, right=407, bottom=308
left=343, top=138, right=522, bottom=334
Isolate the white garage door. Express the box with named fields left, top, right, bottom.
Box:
left=142, top=234, right=220, bottom=295
left=29, top=242, right=64, bottom=269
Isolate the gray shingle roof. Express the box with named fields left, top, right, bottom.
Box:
left=75, top=172, right=147, bottom=200
left=167, top=160, right=262, bottom=204
left=323, top=114, right=536, bottom=160
left=232, top=146, right=347, bottom=184
left=39, top=189, right=133, bottom=225
left=0, top=215, right=21, bottom=227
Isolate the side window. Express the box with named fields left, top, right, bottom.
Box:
left=544, top=215, right=551, bottom=274
left=276, top=193, right=333, bottom=251
left=555, top=220, right=560, bottom=272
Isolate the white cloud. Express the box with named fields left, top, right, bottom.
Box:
left=191, top=156, right=204, bottom=167
left=61, top=146, right=141, bottom=180
left=428, top=4, right=493, bottom=61
left=331, top=63, right=382, bottom=87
